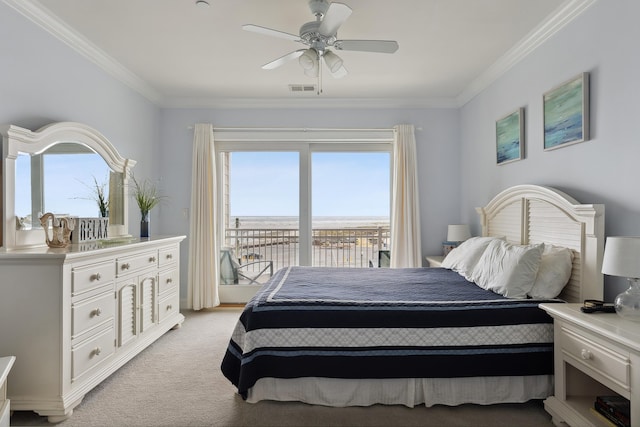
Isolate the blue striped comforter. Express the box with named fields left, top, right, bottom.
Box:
left=221, top=266, right=562, bottom=398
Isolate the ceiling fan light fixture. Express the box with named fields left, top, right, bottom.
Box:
left=322, top=50, right=343, bottom=73
left=299, top=48, right=318, bottom=70
left=304, top=62, right=319, bottom=78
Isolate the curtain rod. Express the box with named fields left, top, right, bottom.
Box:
left=187, top=126, right=422, bottom=131
left=187, top=126, right=397, bottom=132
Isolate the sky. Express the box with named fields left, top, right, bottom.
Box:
left=229, top=151, right=391, bottom=217
left=15, top=150, right=391, bottom=222
left=16, top=152, right=110, bottom=219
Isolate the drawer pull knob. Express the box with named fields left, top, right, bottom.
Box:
left=166, top=304, right=173, bottom=311
left=166, top=278, right=173, bottom=284
left=150, top=256, right=157, bottom=263
left=93, top=273, right=102, bottom=281
left=167, top=254, right=173, bottom=259
left=122, top=263, right=130, bottom=270
left=581, top=349, right=593, bottom=360
left=92, top=347, right=102, bottom=357
left=91, top=308, right=102, bottom=317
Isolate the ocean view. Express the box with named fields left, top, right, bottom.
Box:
left=230, top=216, right=390, bottom=229
left=222, top=216, right=391, bottom=278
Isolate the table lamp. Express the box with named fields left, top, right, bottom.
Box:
left=443, top=224, right=471, bottom=256
left=601, top=236, right=640, bottom=321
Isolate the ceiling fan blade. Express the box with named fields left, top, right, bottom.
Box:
left=262, top=50, right=306, bottom=70
left=334, top=40, right=399, bottom=54
left=318, top=2, right=352, bottom=37
left=242, top=24, right=300, bottom=42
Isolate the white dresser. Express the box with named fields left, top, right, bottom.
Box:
left=0, top=356, right=15, bottom=427
left=0, top=236, right=185, bottom=422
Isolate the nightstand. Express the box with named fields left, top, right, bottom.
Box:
left=0, top=356, right=15, bottom=427
left=539, top=303, right=639, bottom=427
left=425, top=255, right=444, bottom=267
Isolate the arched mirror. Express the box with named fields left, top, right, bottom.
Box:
left=1, top=122, right=136, bottom=249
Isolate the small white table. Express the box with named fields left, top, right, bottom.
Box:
left=425, top=255, right=444, bottom=267
left=0, top=356, right=15, bottom=427
left=539, top=303, right=639, bottom=427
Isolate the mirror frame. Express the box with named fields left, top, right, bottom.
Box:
left=1, top=122, right=137, bottom=249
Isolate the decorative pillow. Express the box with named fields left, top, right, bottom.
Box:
left=528, top=245, right=573, bottom=299
left=441, top=236, right=503, bottom=280
left=471, top=240, right=544, bottom=299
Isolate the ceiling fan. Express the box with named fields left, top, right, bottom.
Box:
left=242, top=0, right=399, bottom=92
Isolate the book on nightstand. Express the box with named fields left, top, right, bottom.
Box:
left=594, top=396, right=630, bottom=427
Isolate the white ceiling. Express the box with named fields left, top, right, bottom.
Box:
left=8, top=0, right=594, bottom=108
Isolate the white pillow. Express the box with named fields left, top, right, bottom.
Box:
left=471, top=240, right=544, bottom=299
left=441, top=236, right=503, bottom=280
left=528, top=245, right=573, bottom=299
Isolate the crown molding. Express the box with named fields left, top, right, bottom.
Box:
left=3, top=0, right=163, bottom=104
left=457, top=0, right=597, bottom=106
left=5, top=0, right=597, bottom=110
left=159, top=96, right=460, bottom=110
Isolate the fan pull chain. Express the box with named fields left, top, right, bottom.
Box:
left=317, top=51, right=323, bottom=95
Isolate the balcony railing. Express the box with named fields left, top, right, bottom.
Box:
left=223, top=226, right=390, bottom=284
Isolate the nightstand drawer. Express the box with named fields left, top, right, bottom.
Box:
left=561, top=325, right=630, bottom=390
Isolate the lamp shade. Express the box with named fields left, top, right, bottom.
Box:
left=299, top=48, right=318, bottom=70
left=447, top=224, right=471, bottom=242
left=323, top=50, right=343, bottom=73
left=602, top=236, right=640, bottom=279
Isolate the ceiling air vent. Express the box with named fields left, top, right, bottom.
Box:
left=289, top=84, right=316, bottom=93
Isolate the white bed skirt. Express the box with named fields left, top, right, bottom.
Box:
left=246, top=375, right=553, bottom=408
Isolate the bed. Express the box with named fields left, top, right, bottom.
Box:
left=221, top=185, right=604, bottom=407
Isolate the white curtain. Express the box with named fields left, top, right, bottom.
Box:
left=187, top=123, right=220, bottom=309
left=390, top=124, right=422, bottom=268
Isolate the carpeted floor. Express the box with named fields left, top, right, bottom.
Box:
left=10, top=307, right=554, bottom=427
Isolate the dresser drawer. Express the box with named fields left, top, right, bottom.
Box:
left=560, top=325, right=630, bottom=390
left=158, top=268, right=179, bottom=295
left=72, top=327, right=115, bottom=382
left=116, top=251, right=158, bottom=276
left=159, top=246, right=179, bottom=267
left=72, top=260, right=115, bottom=295
left=72, top=290, right=115, bottom=338
left=158, top=292, right=180, bottom=324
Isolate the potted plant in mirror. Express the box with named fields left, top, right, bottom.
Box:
left=76, top=175, right=109, bottom=217
left=130, top=174, right=165, bottom=238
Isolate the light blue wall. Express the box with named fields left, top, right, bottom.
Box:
left=459, top=0, right=640, bottom=299
left=0, top=2, right=161, bottom=230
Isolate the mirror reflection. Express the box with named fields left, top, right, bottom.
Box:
left=15, top=143, right=120, bottom=229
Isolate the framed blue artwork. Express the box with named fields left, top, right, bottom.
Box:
left=496, top=108, right=524, bottom=165
left=543, top=72, right=590, bottom=151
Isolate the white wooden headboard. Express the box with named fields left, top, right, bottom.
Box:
left=476, top=185, right=605, bottom=303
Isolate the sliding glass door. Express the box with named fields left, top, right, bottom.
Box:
left=215, top=128, right=394, bottom=302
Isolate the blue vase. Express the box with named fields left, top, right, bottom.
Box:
left=140, top=212, right=150, bottom=238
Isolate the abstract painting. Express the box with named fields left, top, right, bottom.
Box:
left=543, top=72, right=589, bottom=150
left=496, top=108, right=524, bottom=165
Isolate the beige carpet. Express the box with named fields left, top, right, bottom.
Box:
left=11, top=307, right=554, bottom=427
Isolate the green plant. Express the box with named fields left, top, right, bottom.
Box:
left=130, top=174, right=165, bottom=218
left=76, top=176, right=109, bottom=217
